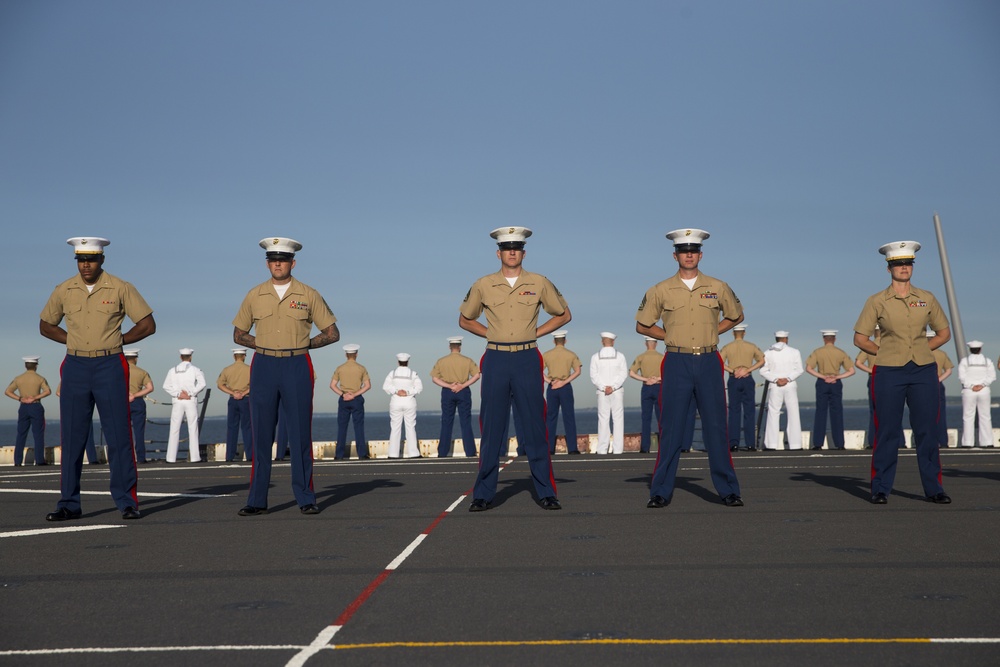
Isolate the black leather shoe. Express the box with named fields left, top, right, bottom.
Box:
left=539, top=496, right=561, bottom=510
left=238, top=505, right=268, bottom=516
left=927, top=493, right=952, bottom=504
left=723, top=494, right=744, bottom=507
left=729, top=445, right=739, bottom=452
left=468, top=498, right=490, bottom=512
left=647, top=495, right=669, bottom=509
left=871, top=492, right=888, bottom=505
left=568, top=450, right=581, bottom=455
left=121, top=507, right=141, bottom=520
left=300, top=504, right=321, bottom=514
left=46, top=507, right=82, bottom=522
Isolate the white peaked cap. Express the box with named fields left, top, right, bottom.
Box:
left=67, top=237, right=110, bottom=254
left=490, top=226, right=532, bottom=244
left=879, top=240, right=920, bottom=262
left=259, top=237, right=303, bottom=255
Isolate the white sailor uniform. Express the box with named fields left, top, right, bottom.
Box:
left=383, top=366, right=423, bottom=458
left=760, top=341, right=804, bottom=450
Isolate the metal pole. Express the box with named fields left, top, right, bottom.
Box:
left=932, top=213, right=967, bottom=360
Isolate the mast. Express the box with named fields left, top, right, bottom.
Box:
left=932, top=212, right=967, bottom=360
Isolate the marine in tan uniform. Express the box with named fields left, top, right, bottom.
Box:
left=331, top=343, right=372, bottom=459
left=805, top=330, right=856, bottom=450
left=636, top=228, right=744, bottom=508
left=459, top=226, right=571, bottom=511
left=543, top=330, right=582, bottom=454
left=218, top=348, right=252, bottom=462
left=233, top=237, right=339, bottom=516
left=5, top=356, right=51, bottom=466
left=630, top=336, right=665, bottom=453
left=719, top=325, right=764, bottom=451
left=124, top=349, right=153, bottom=463
left=40, top=236, right=155, bottom=521
left=431, top=336, right=481, bottom=457
left=854, top=240, right=951, bottom=504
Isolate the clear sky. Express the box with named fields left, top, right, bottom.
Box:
left=2, top=0, right=997, bottom=420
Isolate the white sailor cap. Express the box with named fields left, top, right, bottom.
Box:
left=231, top=348, right=247, bottom=355
left=343, top=344, right=360, bottom=353
left=552, top=330, right=568, bottom=339
left=879, top=240, right=920, bottom=264
left=643, top=335, right=658, bottom=342
left=600, top=331, right=617, bottom=340
left=67, top=237, right=110, bottom=256
left=396, top=353, right=411, bottom=362
left=775, top=330, right=790, bottom=338
left=447, top=336, right=464, bottom=345
left=22, top=356, right=40, bottom=363
left=179, top=347, right=194, bottom=356
left=968, top=340, right=984, bottom=348
left=666, top=228, right=709, bottom=250
left=124, top=349, right=140, bottom=357
left=490, top=226, right=532, bottom=248
left=732, top=325, right=747, bottom=332
left=821, top=329, right=838, bottom=337
left=259, top=237, right=303, bottom=259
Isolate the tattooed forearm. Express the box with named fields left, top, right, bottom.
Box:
left=233, top=327, right=257, bottom=349
left=309, top=323, right=340, bottom=349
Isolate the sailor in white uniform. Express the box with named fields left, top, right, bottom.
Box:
left=162, top=347, right=207, bottom=463
left=760, top=331, right=804, bottom=450
left=383, top=353, right=423, bottom=458
left=958, top=340, right=996, bottom=448
left=590, top=331, right=628, bottom=455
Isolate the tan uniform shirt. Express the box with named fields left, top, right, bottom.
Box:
left=233, top=277, right=336, bottom=350
left=431, top=354, right=479, bottom=384
left=635, top=272, right=743, bottom=348
left=932, top=349, right=953, bottom=376
left=332, top=359, right=370, bottom=393
left=40, top=271, right=153, bottom=352
left=218, top=362, right=251, bottom=394
left=854, top=286, right=948, bottom=367
left=630, top=349, right=665, bottom=377
left=128, top=365, right=152, bottom=395
left=720, top=340, right=763, bottom=371
left=543, top=346, right=582, bottom=380
left=7, top=370, right=50, bottom=398
left=460, top=270, right=568, bottom=343
left=806, top=345, right=853, bottom=375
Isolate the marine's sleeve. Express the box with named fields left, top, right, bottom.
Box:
left=459, top=279, right=484, bottom=320
left=926, top=294, right=949, bottom=333
left=120, top=280, right=154, bottom=324
left=854, top=295, right=878, bottom=337
left=39, top=286, right=65, bottom=326
left=805, top=351, right=818, bottom=369
left=539, top=276, right=568, bottom=317
left=233, top=289, right=256, bottom=331
left=717, top=281, right=743, bottom=322
left=635, top=285, right=661, bottom=328
left=309, top=290, right=337, bottom=331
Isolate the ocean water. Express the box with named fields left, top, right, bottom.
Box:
left=3, top=402, right=992, bottom=457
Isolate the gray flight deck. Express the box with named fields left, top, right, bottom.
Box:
left=2, top=449, right=999, bottom=666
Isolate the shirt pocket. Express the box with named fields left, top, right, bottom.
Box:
left=286, top=307, right=310, bottom=322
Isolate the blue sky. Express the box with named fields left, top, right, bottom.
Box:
left=2, top=0, right=997, bottom=419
